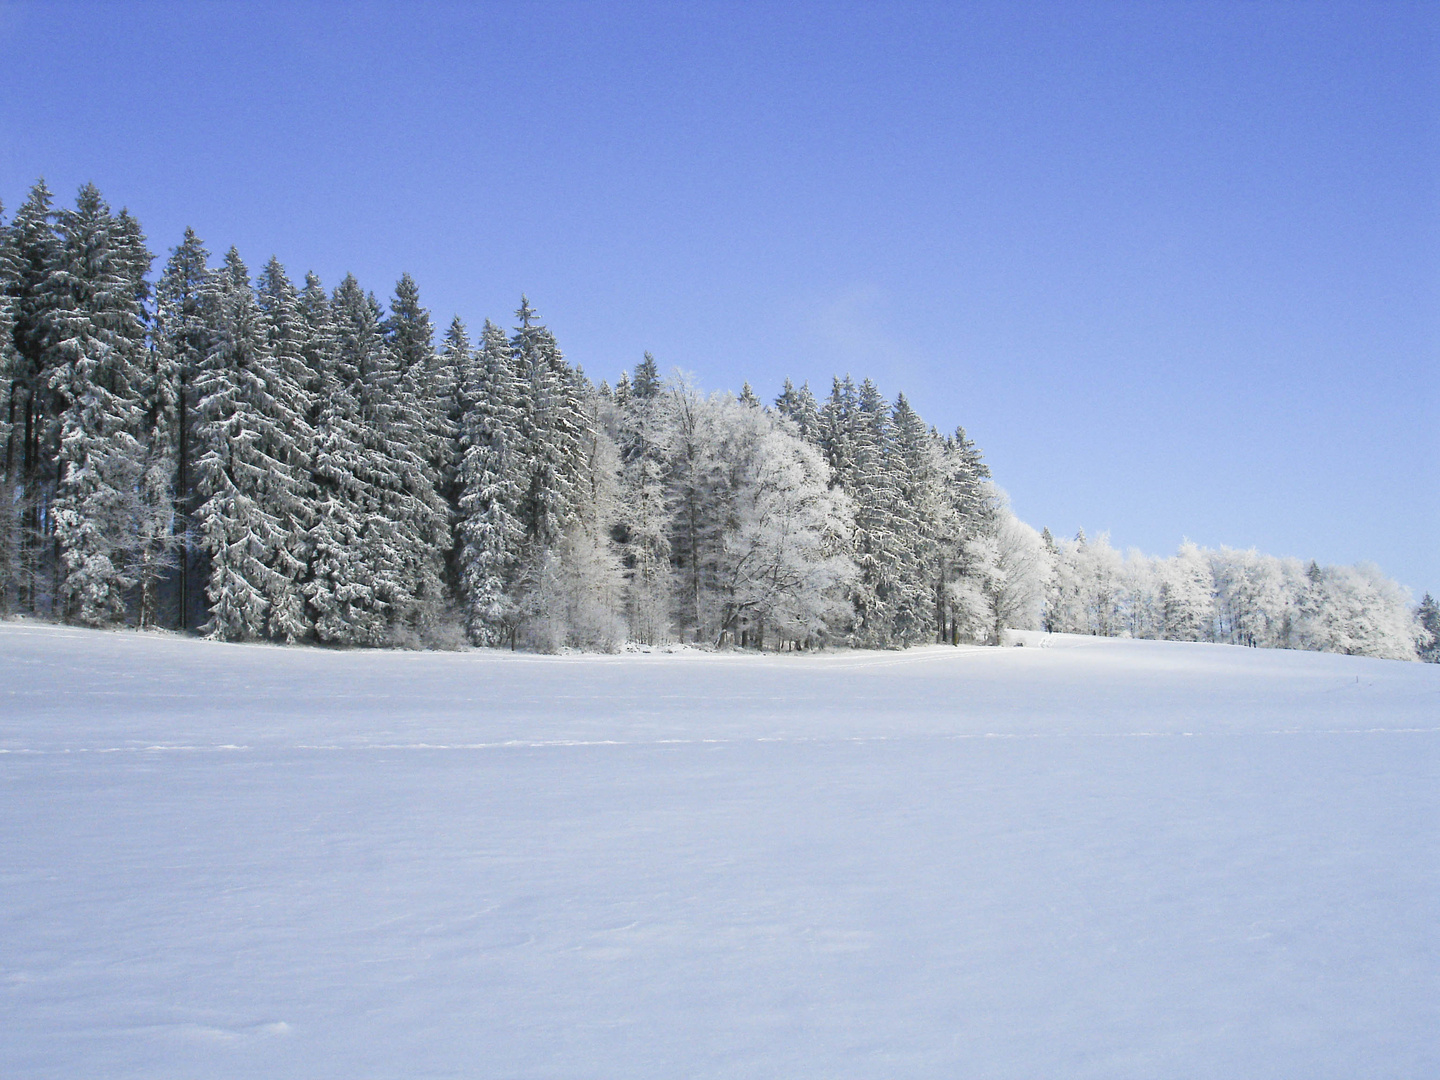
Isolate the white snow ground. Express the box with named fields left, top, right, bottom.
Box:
left=0, top=622, right=1436, bottom=1079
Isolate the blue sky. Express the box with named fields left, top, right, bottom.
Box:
left=2, top=1, right=1435, bottom=594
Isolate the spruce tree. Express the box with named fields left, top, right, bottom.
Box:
left=152, top=228, right=213, bottom=628
left=774, top=378, right=821, bottom=446
left=631, top=350, right=661, bottom=401
left=48, top=184, right=151, bottom=625
left=254, top=257, right=317, bottom=641
left=1416, top=593, right=1439, bottom=663
left=615, top=357, right=674, bottom=643
left=885, top=393, right=943, bottom=644
left=0, top=199, right=15, bottom=609
left=3, top=181, right=64, bottom=613
left=193, top=249, right=283, bottom=639
left=304, top=272, right=383, bottom=644
left=378, top=274, right=451, bottom=638
left=456, top=319, right=524, bottom=644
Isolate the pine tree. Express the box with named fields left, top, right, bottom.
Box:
left=303, top=273, right=383, bottom=644
left=48, top=184, right=151, bottom=625
left=511, top=296, right=585, bottom=552
left=437, top=314, right=474, bottom=591
left=631, top=350, right=661, bottom=401
left=0, top=199, right=16, bottom=610
left=885, top=393, right=944, bottom=644
left=773, top=378, right=821, bottom=446
left=375, top=274, right=450, bottom=641
left=152, top=228, right=213, bottom=628
left=3, top=181, right=64, bottom=613
left=1415, top=593, right=1439, bottom=663
left=614, top=357, right=674, bottom=643
left=456, top=319, right=524, bottom=645
left=192, top=250, right=316, bottom=641
left=192, top=249, right=285, bottom=639
left=254, top=257, right=317, bottom=641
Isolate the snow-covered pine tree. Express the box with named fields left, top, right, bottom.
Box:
left=511, top=297, right=585, bottom=552
left=192, top=249, right=288, bottom=639
left=48, top=184, right=151, bottom=625
left=303, top=272, right=384, bottom=645
left=456, top=319, right=524, bottom=645
left=437, top=314, right=474, bottom=592
left=152, top=228, right=213, bottom=629
left=3, top=181, right=64, bottom=613
left=884, top=393, right=945, bottom=644
left=846, top=379, right=903, bottom=645
left=1415, top=593, right=1439, bottom=663
left=934, top=425, right=994, bottom=643
left=613, top=358, right=674, bottom=644
left=773, top=378, right=821, bottom=446
left=254, top=257, right=317, bottom=641
left=631, top=350, right=661, bottom=401
left=0, top=199, right=15, bottom=610
left=385, top=274, right=455, bottom=532
left=374, top=274, right=451, bottom=642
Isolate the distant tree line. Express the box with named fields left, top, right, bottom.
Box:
left=1041, top=532, right=1434, bottom=662
left=1, top=182, right=1434, bottom=660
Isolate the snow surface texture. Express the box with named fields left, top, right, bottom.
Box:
left=1, top=623, right=1436, bottom=1079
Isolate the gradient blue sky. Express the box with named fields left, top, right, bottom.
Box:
left=2, top=1, right=1436, bottom=594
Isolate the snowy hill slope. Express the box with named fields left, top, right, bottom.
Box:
left=1, top=623, right=1436, bottom=1078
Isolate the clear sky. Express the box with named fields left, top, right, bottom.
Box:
left=2, top=1, right=1435, bottom=595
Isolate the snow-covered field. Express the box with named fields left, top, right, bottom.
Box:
left=1, top=623, right=1436, bottom=1079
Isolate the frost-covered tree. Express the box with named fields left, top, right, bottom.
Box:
left=774, top=378, right=821, bottom=445
left=714, top=414, right=853, bottom=648
left=1298, top=562, right=1417, bottom=660
left=456, top=319, right=524, bottom=645
left=885, top=393, right=947, bottom=644
left=964, top=499, right=1051, bottom=643
left=193, top=249, right=314, bottom=642
left=48, top=184, right=151, bottom=625
left=304, top=273, right=384, bottom=645
left=193, top=249, right=285, bottom=639
left=2, top=181, right=64, bottom=613
left=1158, top=541, right=1215, bottom=642
left=611, top=355, right=675, bottom=644
left=0, top=199, right=16, bottom=610
left=152, top=228, right=213, bottom=628
left=368, top=275, right=451, bottom=642
left=254, top=257, right=316, bottom=641
left=1415, top=593, right=1439, bottom=663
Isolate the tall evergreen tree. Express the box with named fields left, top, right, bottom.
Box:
left=774, top=378, right=821, bottom=445
left=456, top=318, right=524, bottom=644
left=304, top=275, right=384, bottom=643
left=0, top=198, right=15, bottom=609
left=193, top=249, right=282, bottom=639
left=511, top=297, right=587, bottom=555
left=192, top=250, right=314, bottom=641
left=885, top=393, right=944, bottom=643
left=614, top=357, right=674, bottom=643
left=152, top=228, right=213, bottom=628
left=48, top=184, right=151, bottom=625
left=1415, top=593, right=1439, bottom=663
left=254, top=256, right=317, bottom=641
left=3, top=181, right=64, bottom=613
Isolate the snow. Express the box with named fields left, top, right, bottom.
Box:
left=1, top=623, right=1436, bottom=1078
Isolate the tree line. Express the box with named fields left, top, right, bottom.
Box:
left=2, top=182, right=1434, bottom=660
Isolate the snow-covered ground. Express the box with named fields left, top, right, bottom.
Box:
left=1, top=622, right=1436, bottom=1079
